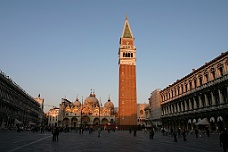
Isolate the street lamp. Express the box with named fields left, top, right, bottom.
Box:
left=80, top=96, right=83, bottom=134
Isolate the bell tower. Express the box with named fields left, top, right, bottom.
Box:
left=118, top=16, right=137, bottom=128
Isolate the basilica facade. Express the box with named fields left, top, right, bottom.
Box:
left=57, top=92, right=116, bottom=128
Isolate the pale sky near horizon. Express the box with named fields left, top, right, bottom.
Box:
left=1, top=0, right=228, bottom=112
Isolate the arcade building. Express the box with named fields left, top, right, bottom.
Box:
left=160, top=51, right=228, bottom=132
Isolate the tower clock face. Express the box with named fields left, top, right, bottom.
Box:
left=123, top=40, right=132, bottom=45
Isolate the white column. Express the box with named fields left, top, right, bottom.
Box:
left=204, top=94, right=209, bottom=107
left=227, top=86, right=228, bottom=103
left=211, top=92, right=216, bottom=106
left=198, top=96, right=203, bottom=108
left=171, top=105, right=173, bottom=114
left=193, top=97, right=197, bottom=109
left=174, top=104, right=177, bottom=113
left=189, top=99, right=192, bottom=110
left=177, top=103, right=180, bottom=112
left=184, top=100, right=188, bottom=111
left=218, top=89, right=224, bottom=104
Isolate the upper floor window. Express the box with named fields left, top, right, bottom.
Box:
left=123, top=52, right=133, bottom=58
left=194, top=79, right=197, bottom=88
left=199, top=77, right=203, bottom=86
left=185, top=84, right=188, bottom=92
left=211, top=68, right=215, bottom=80
left=189, top=81, right=192, bottom=90
left=204, top=73, right=208, bottom=83
left=218, top=66, right=223, bottom=76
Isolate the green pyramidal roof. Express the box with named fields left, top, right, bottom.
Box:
left=123, top=24, right=132, bottom=38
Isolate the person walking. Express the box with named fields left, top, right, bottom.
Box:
left=133, top=129, right=137, bottom=136
left=178, top=128, right=182, bottom=139
left=206, top=128, right=210, bottom=137
left=195, top=128, right=199, bottom=138
left=182, top=129, right=187, bottom=142
left=149, top=128, right=154, bottom=139
left=55, top=127, right=59, bottom=141
left=170, top=128, right=174, bottom=137
left=98, top=127, right=101, bottom=137
left=173, top=130, right=177, bottom=142
left=220, top=129, right=228, bottom=152
left=52, top=127, right=56, bottom=141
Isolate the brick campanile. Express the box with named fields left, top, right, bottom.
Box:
left=118, top=16, right=137, bottom=127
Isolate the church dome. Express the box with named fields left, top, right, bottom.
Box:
left=84, top=93, right=99, bottom=109
left=73, top=98, right=81, bottom=107
left=104, top=97, right=114, bottom=109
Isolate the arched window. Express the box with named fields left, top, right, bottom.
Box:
left=219, top=66, right=223, bottom=76
left=194, top=79, right=197, bottom=88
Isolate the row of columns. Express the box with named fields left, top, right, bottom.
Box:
left=162, top=87, right=227, bottom=116
left=163, top=117, right=225, bottom=132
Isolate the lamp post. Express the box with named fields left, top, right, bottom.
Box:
left=99, top=104, right=100, bottom=127
left=80, top=96, right=83, bottom=134
left=99, top=98, right=101, bottom=127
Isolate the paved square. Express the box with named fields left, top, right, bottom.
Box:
left=0, top=130, right=222, bottom=152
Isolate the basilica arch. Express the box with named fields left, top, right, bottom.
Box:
left=63, top=118, right=70, bottom=127
left=101, top=118, right=108, bottom=125
left=81, top=116, right=90, bottom=125
left=93, top=118, right=100, bottom=125
left=71, top=117, right=78, bottom=128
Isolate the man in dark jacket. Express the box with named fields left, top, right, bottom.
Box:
left=220, top=129, right=228, bottom=152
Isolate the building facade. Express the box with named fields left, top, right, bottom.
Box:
left=47, top=107, right=59, bottom=127
left=0, top=70, right=41, bottom=129
left=118, top=16, right=137, bottom=128
left=145, top=89, right=162, bottom=128
left=34, top=94, right=45, bottom=126
left=57, top=92, right=116, bottom=129
left=160, top=51, right=228, bottom=132
left=137, top=103, right=147, bottom=127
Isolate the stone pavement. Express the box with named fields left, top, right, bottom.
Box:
left=0, top=129, right=223, bottom=152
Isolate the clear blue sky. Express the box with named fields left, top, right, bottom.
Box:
left=1, top=0, right=228, bottom=112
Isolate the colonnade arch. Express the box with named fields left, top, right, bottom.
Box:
left=162, top=115, right=227, bottom=132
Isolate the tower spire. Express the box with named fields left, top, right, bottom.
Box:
left=122, top=16, right=133, bottom=38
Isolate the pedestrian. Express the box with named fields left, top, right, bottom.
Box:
left=206, top=128, right=210, bottom=137
left=182, top=129, right=187, bottom=142
left=178, top=128, right=182, bottom=138
left=144, top=128, right=147, bottom=134
left=162, top=128, right=165, bottom=136
left=55, top=127, right=59, bottom=141
left=98, top=127, right=101, bottom=137
left=133, top=129, right=137, bottom=136
left=52, top=127, right=56, bottom=141
left=220, top=129, right=228, bottom=152
left=173, top=130, right=177, bottom=142
left=149, top=128, right=154, bottom=139
left=129, top=128, right=132, bottom=134
left=171, top=128, right=174, bottom=137
left=195, top=128, right=199, bottom=138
